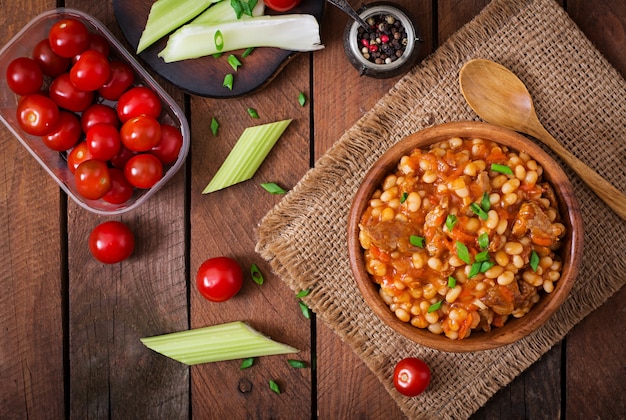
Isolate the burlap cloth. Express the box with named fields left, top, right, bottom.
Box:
left=255, top=0, right=626, bottom=418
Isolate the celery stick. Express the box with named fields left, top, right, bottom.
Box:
left=202, top=119, right=292, bottom=194
left=140, top=321, right=299, bottom=365
left=192, top=0, right=265, bottom=25
left=158, top=15, right=324, bottom=63
left=137, top=0, right=219, bottom=54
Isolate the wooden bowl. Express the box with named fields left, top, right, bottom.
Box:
left=347, top=121, right=583, bottom=352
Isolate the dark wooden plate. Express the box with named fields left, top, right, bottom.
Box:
left=113, top=0, right=326, bottom=98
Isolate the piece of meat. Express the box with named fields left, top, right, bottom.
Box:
left=511, top=201, right=564, bottom=247
left=361, top=220, right=415, bottom=253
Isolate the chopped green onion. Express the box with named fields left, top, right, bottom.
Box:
left=478, top=233, right=489, bottom=250
left=242, top=47, right=254, bottom=58
left=140, top=321, right=299, bottom=366
left=240, top=357, right=254, bottom=369
left=480, top=261, right=495, bottom=273
left=456, top=241, right=471, bottom=264
left=211, top=52, right=223, bottom=58
left=287, top=359, right=307, bottom=369
left=469, top=262, right=481, bottom=278
left=400, top=192, right=408, bottom=203
left=530, top=251, right=540, bottom=272
left=261, top=182, right=286, bottom=194
left=228, top=54, right=242, bottom=70
left=193, top=0, right=264, bottom=25
left=448, top=276, right=457, bottom=288
left=159, top=15, right=324, bottom=62
left=230, top=0, right=258, bottom=18
left=136, top=0, right=218, bottom=54
left=475, top=250, right=490, bottom=262
left=481, top=192, right=491, bottom=212
left=491, top=163, right=513, bottom=175
left=269, top=380, right=281, bottom=394
left=410, top=235, right=425, bottom=248
left=247, top=107, right=259, bottom=118
left=203, top=119, right=292, bottom=193
left=470, top=203, right=489, bottom=220
left=446, top=214, right=458, bottom=231
left=298, top=92, right=306, bottom=107
left=250, top=264, right=264, bottom=285
left=296, top=289, right=311, bottom=298
left=299, top=301, right=311, bottom=319
left=223, top=73, right=233, bottom=90
left=210, top=117, right=219, bottom=136
left=427, top=300, right=442, bottom=313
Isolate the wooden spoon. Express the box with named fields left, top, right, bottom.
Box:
left=459, top=58, right=626, bottom=221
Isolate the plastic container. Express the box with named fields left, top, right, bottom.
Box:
left=343, top=2, right=422, bottom=78
left=0, top=8, right=190, bottom=215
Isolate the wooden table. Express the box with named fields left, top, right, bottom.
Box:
left=2, top=1, right=624, bottom=418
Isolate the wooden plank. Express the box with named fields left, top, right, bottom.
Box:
left=189, top=51, right=313, bottom=417
left=0, top=1, right=65, bottom=418
left=313, top=1, right=431, bottom=418
left=63, top=1, right=189, bottom=418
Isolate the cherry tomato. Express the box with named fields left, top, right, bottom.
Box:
left=151, top=124, right=183, bottom=165
left=393, top=358, right=431, bottom=397
left=49, top=72, right=94, bottom=112
left=124, top=153, right=163, bottom=189
left=48, top=18, right=90, bottom=58
left=86, top=123, right=121, bottom=161
left=196, top=256, right=243, bottom=302
left=117, top=86, right=161, bottom=122
left=6, top=57, right=43, bottom=96
left=98, top=61, right=135, bottom=101
left=70, top=50, right=110, bottom=91
left=32, top=38, right=70, bottom=77
left=16, top=94, right=60, bottom=136
left=109, top=145, right=136, bottom=169
left=85, top=33, right=110, bottom=58
left=102, top=168, right=134, bottom=204
left=88, top=221, right=135, bottom=264
left=67, top=142, right=94, bottom=173
left=120, top=115, right=161, bottom=152
left=74, top=159, right=111, bottom=200
left=42, top=110, right=81, bottom=151
left=264, top=0, right=301, bottom=12
left=81, top=103, right=119, bottom=133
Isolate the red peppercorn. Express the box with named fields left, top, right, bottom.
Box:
left=381, top=34, right=390, bottom=43
left=368, top=44, right=378, bottom=52
left=361, top=38, right=370, bottom=47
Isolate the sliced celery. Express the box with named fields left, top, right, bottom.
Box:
left=140, top=321, right=299, bottom=365
left=202, top=119, right=292, bottom=194
left=158, top=15, right=324, bottom=62
left=137, top=0, right=218, bottom=54
left=192, top=0, right=265, bottom=25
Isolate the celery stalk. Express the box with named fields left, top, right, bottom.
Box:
left=202, top=119, right=292, bottom=194
left=137, top=0, right=219, bottom=54
left=158, top=15, right=324, bottom=63
left=140, top=321, right=299, bottom=365
left=192, top=0, right=265, bottom=25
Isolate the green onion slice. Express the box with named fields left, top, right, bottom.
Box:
left=400, top=192, right=408, bottom=204
left=240, top=357, right=254, bottom=369
left=247, top=107, right=259, bottom=118
left=469, top=262, right=481, bottom=278
left=446, top=214, right=458, bottom=231
left=242, top=47, right=254, bottom=58
left=260, top=182, right=286, bottom=194
left=214, top=29, right=224, bottom=51
left=210, top=117, right=219, bottom=136
left=299, top=301, right=311, bottom=319
left=475, top=250, right=490, bottom=262
left=481, top=192, right=491, bottom=212
left=427, top=300, right=443, bottom=313
left=269, top=380, right=281, bottom=394
left=480, top=261, right=495, bottom=273
left=228, top=54, right=242, bottom=70
left=250, top=264, right=264, bottom=284
left=296, top=289, right=311, bottom=298
left=478, top=233, right=489, bottom=250
left=298, top=92, right=306, bottom=107
left=223, top=73, right=233, bottom=90
left=287, top=359, right=307, bottom=369
left=456, top=241, right=471, bottom=264
left=410, top=235, right=425, bottom=248
left=530, top=251, right=540, bottom=272
left=470, top=203, right=489, bottom=220
left=448, top=276, right=457, bottom=288
left=491, top=163, right=513, bottom=175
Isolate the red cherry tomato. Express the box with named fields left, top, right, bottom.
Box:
left=81, top=103, right=119, bottom=133
left=120, top=115, right=161, bottom=152
left=67, top=142, right=94, bottom=173
left=48, top=18, right=90, bottom=58
left=85, top=33, right=110, bottom=57
left=6, top=57, right=43, bottom=96
left=109, top=145, right=136, bottom=169
left=32, top=38, right=70, bottom=77
left=74, top=159, right=111, bottom=200
left=86, top=123, right=121, bottom=161
left=196, top=256, right=243, bottom=302
left=151, top=124, right=183, bottom=164
left=102, top=168, right=134, bottom=204
left=42, top=110, right=81, bottom=151
left=124, top=153, right=163, bottom=189
left=88, top=221, right=135, bottom=264
left=393, top=358, right=431, bottom=397
left=98, top=60, right=135, bottom=101
left=70, top=50, right=110, bottom=91
left=117, top=86, right=161, bottom=122
left=49, top=72, right=94, bottom=112
left=16, top=94, right=60, bottom=136
left=264, top=0, right=301, bottom=12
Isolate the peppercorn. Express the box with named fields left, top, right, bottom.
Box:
left=355, top=11, right=408, bottom=66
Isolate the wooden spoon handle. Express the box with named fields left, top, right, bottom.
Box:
left=530, top=124, right=626, bottom=222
